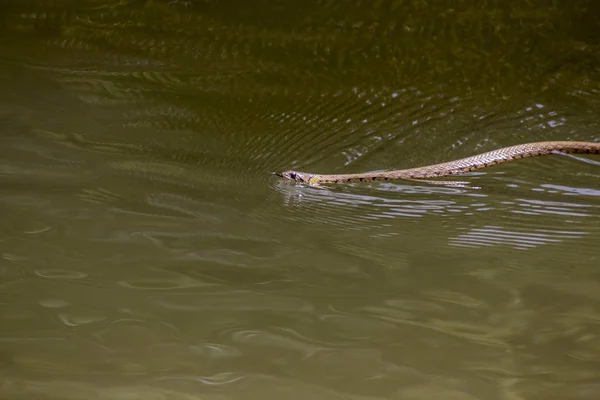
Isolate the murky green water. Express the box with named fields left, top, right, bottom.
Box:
left=1, top=1, right=600, bottom=399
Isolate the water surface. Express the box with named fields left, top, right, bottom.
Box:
left=1, top=1, right=600, bottom=399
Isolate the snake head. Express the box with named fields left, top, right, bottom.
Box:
left=277, top=170, right=310, bottom=182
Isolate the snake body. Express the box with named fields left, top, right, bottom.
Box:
left=277, top=141, right=600, bottom=184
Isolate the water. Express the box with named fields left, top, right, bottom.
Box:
left=1, top=1, right=600, bottom=399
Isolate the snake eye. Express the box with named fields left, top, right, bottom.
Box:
left=290, top=172, right=297, bottom=180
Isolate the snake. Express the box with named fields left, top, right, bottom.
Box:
left=276, top=141, right=600, bottom=184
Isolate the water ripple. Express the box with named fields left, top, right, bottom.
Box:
left=151, top=291, right=314, bottom=313
left=450, top=225, right=587, bottom=250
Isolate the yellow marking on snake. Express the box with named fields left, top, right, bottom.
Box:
left=277, top=141, right=600, bottom=184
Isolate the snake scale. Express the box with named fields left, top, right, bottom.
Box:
left=277, top=141, right=600, bottom=184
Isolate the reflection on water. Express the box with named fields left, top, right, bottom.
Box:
left=1, top=0, right=600, bottom=399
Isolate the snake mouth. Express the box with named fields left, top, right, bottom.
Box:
left=272, top=172, right=283, bottom=178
